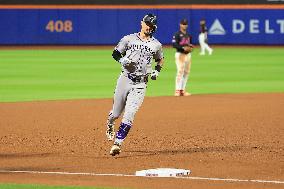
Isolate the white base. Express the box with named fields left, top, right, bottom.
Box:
left=135, top=168, right=191, bottom=177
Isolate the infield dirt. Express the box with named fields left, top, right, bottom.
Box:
left=0, top=93, right=283, bottom=189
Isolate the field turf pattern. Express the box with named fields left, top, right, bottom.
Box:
left=0, top=47, right=283, bottom=103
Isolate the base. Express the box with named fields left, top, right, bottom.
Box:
left=135, top=168, right=191, bottom=177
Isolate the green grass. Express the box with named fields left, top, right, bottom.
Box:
left=0, top=183, right=118, bottom=189
left=0, top=47, right=283, bottom=102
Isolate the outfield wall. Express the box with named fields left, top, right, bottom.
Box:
left=0, top=6, right=283, bottom=45
left=0, top=0, right=280, bottom=5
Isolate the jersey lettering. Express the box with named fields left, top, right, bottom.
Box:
left=129, top=44, right=155, bottom=55
left=179, top=38, right=190, bottom=46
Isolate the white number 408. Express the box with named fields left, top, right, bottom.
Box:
left=46, top=20, right=73, bottom=32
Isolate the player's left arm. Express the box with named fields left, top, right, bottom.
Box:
left=155, top=58, right=164, bottom=71
left=151, top=45, right=164, bottom=80
left=204, top=32, right=208, bottom=43
left=151, top=58, right=164, bottom=80
left=183, top=35, right=194, bottom=53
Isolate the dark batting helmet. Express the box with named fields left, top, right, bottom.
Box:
left=142, top=13, right=158, bottom=35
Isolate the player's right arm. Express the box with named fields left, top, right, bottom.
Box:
left=112, top=35, right=136, bottom=73
left=112, top=50, right=123, bottom=62
left=112, top=36, right=130, bottom=65
left=172, top=32, right=183, bottom=51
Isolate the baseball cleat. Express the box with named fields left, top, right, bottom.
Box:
left=181, top=90, right=191, bottom=96
left=106, top=123, right=115, bottom=141
left=110, top=143, right=121, bottom=156
left=174, top=90, right=182, bottom=96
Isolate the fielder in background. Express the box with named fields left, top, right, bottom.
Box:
left=106, top=13, right=164, bottom=156
left=172, top=18, right=193, bottom=97
left=198, top=18, right=213, bottom=55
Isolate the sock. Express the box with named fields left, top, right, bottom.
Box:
left=115, top=122, right=132, bottom=145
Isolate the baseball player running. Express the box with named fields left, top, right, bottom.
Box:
left=106, top=13, right=164, bottom=156
left=172, top=18, right=193, bottom=96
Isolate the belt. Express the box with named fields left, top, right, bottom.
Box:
left=127, top=74, right=148, bottom=83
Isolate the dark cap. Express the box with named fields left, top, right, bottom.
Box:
left=180, top=18, right=188, bottom=25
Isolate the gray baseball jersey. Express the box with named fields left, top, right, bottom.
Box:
left=107, top=32, right=163, bottom=144
left=115, top=33, right=163, bottom=78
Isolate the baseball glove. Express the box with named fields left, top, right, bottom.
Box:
left=183, top=44, right=194, bottom=54
left=124, top=62, right=136, bottom=73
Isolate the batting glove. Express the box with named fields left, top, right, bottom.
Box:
left=151, top=70, right=159, bottom=80
left=119, top=57, right=131, bottom=66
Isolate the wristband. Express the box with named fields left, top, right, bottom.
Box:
left=155, top=65, right=162, bottom=72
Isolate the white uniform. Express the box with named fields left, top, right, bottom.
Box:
left=108, top=33, right=163, bottom=145
left=198, top=22, right=213, bottom=55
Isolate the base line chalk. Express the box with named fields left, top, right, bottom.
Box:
left=0, top=170, right=283, bottom=184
